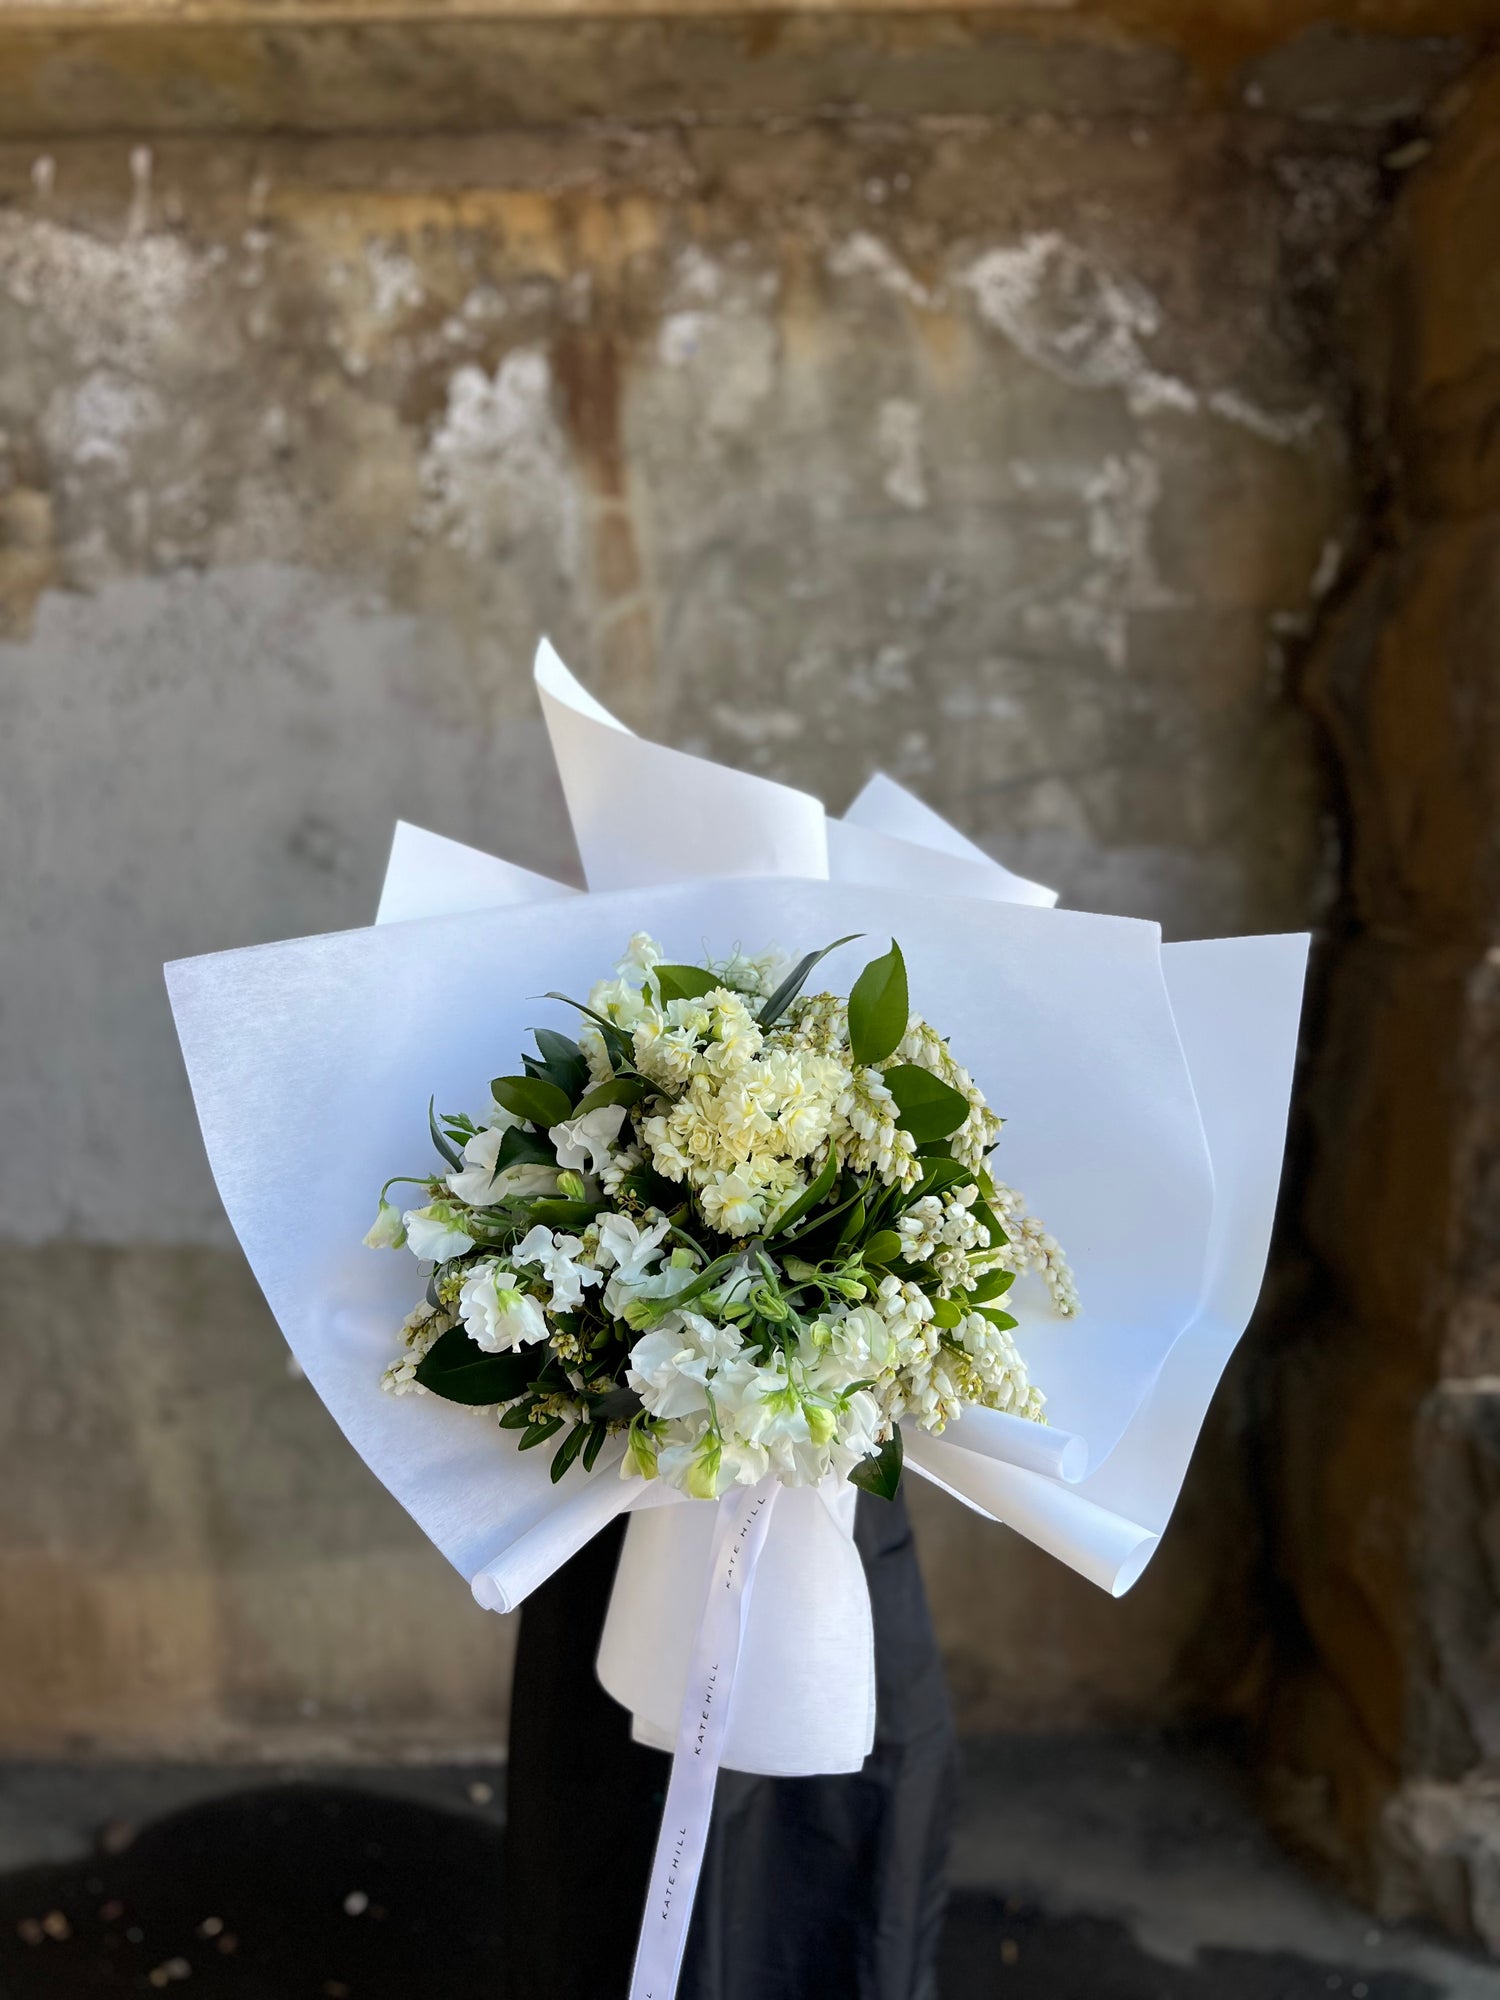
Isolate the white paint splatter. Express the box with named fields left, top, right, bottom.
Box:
left=0, top=216, right=207, bottom=376
left=418, top=348, right=579, bottom=572
left=959, top=232, right=1323, bottom=445
left=127, top=146, right=153, bottom=239
left=825, top=231, right=937, bottom=309
left=652, top=252, right=777, bottom=434
left=1206, top=386, right=1322, bottom=447
left=876, top=399, right=928, bottom=510
left=959, top=232, right=1197, bottom=420
left=365, top=242, right=425, bottom=322
left=42, top=369, right=166, bottom=471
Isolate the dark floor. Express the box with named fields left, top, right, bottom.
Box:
left=0, top=1742, right=1492, bottom=1999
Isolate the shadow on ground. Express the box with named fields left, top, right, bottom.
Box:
left=0, top=1781, right=1451, bottom=1999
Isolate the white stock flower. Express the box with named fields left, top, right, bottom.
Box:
left=403, top=1203, right=475, bottom=1262
left=511, top=1225, right=602, bottom=1313
left=698, top=1170, right=766, bottom=1236
left=459, top=1261, right=549, bottom=1352
left=548, top=1102, right=628, bottom=1173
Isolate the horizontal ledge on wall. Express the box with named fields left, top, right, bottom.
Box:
left=0, top=8, right=1485, bottom=139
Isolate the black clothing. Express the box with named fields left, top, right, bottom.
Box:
left=502, top=1488, right=956, bottom=2000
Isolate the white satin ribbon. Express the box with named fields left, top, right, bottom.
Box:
left=629, top=1478, right=781, bottom=2000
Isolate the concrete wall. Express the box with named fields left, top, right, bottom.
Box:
left=0, top=66, right=1416, bottom=1754
left=1264, top=54, right=1500, bottom=1948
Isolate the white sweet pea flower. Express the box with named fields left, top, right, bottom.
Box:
left=448, top=1125, right=562, bottom=1207
left=548, top=1102, right=628, bottom=1173
left=626, top=1312, right=744, bottom=1421
left=658, top=1428, right=722, bottom=1501
left=448, top=1126, right=510, bottom=1205
left=718, top=1431, right=773, bottom=1488
left=403, top=1203, right=475, bottom=1262
left=459, top=1261, right=549, bottom=1352
left=595, top=1212, right=671, bottom=1283
left=612, top=1259, right=701, bottom=1325
left=828, top=1389, right=884, bottom=1475
left=627, top=1329, right=710, bottom=1421
left=364, top=1200, right=407, bottom=1250
left=511, top=1225, right=602, bottom=1314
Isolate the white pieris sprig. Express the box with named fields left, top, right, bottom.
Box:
left=368, top=933, right=1075, bottom=1501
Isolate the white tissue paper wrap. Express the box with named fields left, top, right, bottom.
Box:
left=166, top=639, right=1307, bottom=1779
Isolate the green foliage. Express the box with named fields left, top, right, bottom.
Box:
left=847, top=941, right=909, bottom=1068
left=758, top=935, right=862, bottom=1029
left=573, top=1076, right=648, bottom=1116
left=543, top=993, right=634, bottom=1070
left=765, top=1149, right=839, bottom=1237
left=524, top=1196, right=606, bottom=1229
left=531, top=1029, right=590, bottom=1102
left=976, top=1306, right=1018, bottom=1335
left=494, top=1125, right=557, bottom=1173
left=849, top=1429, right=903, bottom=1500
left=490, top=1073, right=574, bottom=1129
left=861, top=1229, right=904, bottom=1266
left=966, top=1269, right=1015, bottom=1304
left=520, top=1414, right=565, bottom=1450
left=549, top=1423, right=589, bottom=1482
left=415, top=1327, right=535, bottom=1406
left=654, top=963, right=721, bottom=1003
left=428, top=1096, right=464, bottom=1171
left=881, top=1064, right=970, bottom=1145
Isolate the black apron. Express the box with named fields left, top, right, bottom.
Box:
left=501, top=1487, right=956, bottom=2000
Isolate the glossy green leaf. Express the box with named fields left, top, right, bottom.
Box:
left=490, top=1073, right=574, bottom=1130
left=543, top=994, right=634, bottom=1069
left=847, top=940, right=909, bottom=1069
left=519, top=1414, right=565, bottom=1450
left=495, top=1124, right=557, bottom=1172
left=549, top=1423, right=589, bottom=1483
left=766, top=1149, right=839, bottom=1237
left=533, top=1028, right=590, bottom=1101
left=428, top=1096, right=463, bottom=1171
left=977, top=1306, right=1019, bottom=1334
left=654, top=963, right=720, bottom=1003
left=415, top=1326, right=535, bottom=1406
left=966, top=1269, right=1015, bottom=1304
left=848, top=1429, right=903, bottom=1500
left=861, top=1229, right=904, bottom=1266
left=758, top=935, right=862, bottom=1029
left=835, top=1196, right=868, bottom=1249
left=882, top=1064, right=970, bottom=1145
left=574, top=1076, right=648, bottom=1116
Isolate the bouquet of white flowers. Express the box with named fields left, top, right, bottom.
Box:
left=370, top=930, right=1076, bottom=1508
left=166, top=640, right=1308, bottom=2000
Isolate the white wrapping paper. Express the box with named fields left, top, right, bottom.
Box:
left=166, top=639, right=1307, bottom=1777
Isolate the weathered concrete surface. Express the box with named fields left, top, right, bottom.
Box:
left=0, top=100, right=1381, bottom=1758
left=0, top=0, right=1488, bottom=142
left=1264, top=56, right=1500, bottom=1954
left=2, top=1736, right=1497, bottom=1996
